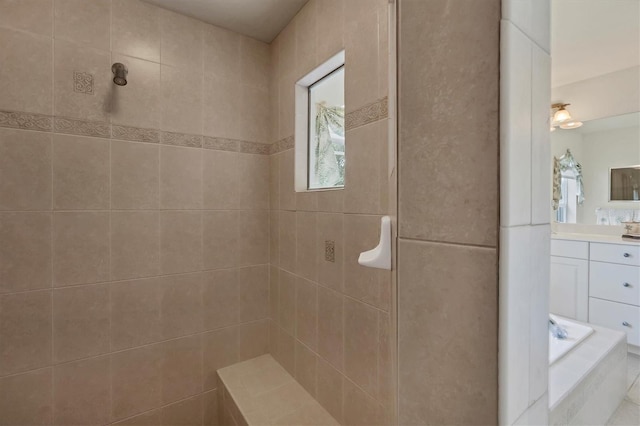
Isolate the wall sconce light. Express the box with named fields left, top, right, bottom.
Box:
left=551, top=103, right=583, bottom=131
left=559, top=120, right=583, bottom=130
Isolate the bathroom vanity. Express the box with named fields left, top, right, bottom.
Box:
left=551, top=233, right=640, bottom=351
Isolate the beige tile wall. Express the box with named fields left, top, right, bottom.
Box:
left=0, top=1, right=271, bottom=424
left=397, top=0, right=500, bottom=424
left=268, top=1, right=394, bottom=425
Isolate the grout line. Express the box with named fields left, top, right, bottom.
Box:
left=397, top=236, right=498, bottom=250
left=271, top=264, right=391, bottom=315
left=51, top=0, right=55, bottom=117
left=0, top=317, right=270, bottom=381
left=108, top=389, right=215, bottom=426
left=49, top=24, right=55, bottom=412
left=272, top=319, right=382, bottom=407
left=0, top=208, right=272, bottom=214
left=529, top=43, right=534, bottom=226
left=0, top=265, right=271, bottom=301
left=501, top=18, right=550, bottom=55
left=107, top=100, right=114, bottom=420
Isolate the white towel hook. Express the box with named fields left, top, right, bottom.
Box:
left=358, top=216, right=392, bottom=270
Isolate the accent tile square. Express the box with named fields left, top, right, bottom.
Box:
left=73, top=71, right=94, bottom=94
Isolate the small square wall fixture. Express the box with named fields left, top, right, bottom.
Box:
left=295, top=50, right=346, bottom=192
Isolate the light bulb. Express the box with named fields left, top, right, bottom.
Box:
left=553, top=108, right=572, bottom=124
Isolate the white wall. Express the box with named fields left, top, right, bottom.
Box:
left=551, top=130, right=583, bottom=160
left=552, top=66, right=640, bottom=123
left=500, top=0, right=551, bottom=424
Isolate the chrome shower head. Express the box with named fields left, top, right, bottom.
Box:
left=112, top=63, right=128, bottom=86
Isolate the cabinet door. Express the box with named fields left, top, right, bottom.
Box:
left=550, top=256, right=589, bottom=321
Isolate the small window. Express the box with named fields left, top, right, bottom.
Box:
left=308, top=67, right=345, bottom=189
left=294, top=51, right=345, bottom=192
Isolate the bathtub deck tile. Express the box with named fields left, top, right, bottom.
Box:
left=627, top=353, right=640, bottom=390
left=606, top=400, right=640, bottom=426
left=550, top=322, right=627, bottom=426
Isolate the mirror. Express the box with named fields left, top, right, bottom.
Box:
left=551, top=111, right=640, bottom=225
left=610, top=166, right=640, bottom=201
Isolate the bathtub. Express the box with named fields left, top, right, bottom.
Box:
left=549, top=315, right=627, bottom=425
left=549, top=314, right=594, bottom=365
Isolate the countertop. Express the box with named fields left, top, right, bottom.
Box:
left=552, top=232, right=640, bottom=246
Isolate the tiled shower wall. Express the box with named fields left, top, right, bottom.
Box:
left=268, top=0, right=394, bottom=424
left=397, top=0, right=500, bottom=424
left=0, top=1, right=271, bottom=424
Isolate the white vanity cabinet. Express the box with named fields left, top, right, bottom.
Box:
left=588, top=242, right=640, bottom=346
left=550, top=240, right=589, bottom=321
left=551, top=236, right=640, bottom=348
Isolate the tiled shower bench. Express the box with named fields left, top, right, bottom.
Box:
left=217, top=354, right=339, bottom=426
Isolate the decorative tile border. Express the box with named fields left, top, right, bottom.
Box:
left=240, top=141, right=271, bottom=155
left=0, top=109, right=271, bottom=155
left=269, top=136, right=294, bottom=154
left=345, top=96, right=389, bottom=131
left=203, top=137, right=239, bottom=152
left=161, top=131, right=202, bottom=148
left=267, top=98, right=389, bottom=155
left=54, top=117, right=111, bottom=138
left=112, top=125, right=160, bottom=143
left=202, top=137, right=272, bottom=155
left=0, top=110, right=52, bottom=132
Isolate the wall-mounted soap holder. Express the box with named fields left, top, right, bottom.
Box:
left=358, top=216, right=392, bottom=270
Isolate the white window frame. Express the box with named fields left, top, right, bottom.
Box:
left=294, top=50, right=345, bottom=192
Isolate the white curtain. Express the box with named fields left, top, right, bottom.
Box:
left=313, top=103, right=345, bottom=187
left=553, top=149, right=585, bottom=210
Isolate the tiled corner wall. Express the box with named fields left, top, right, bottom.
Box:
left=397, top=0, right=500, bottom=424
left=500, top=0, right=552, bottom=425
left=267, top=0, right=395, bottom=425
left=0, top=1, right=272, bottom=425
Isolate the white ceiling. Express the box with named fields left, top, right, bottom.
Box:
left=551, top=0, right=640, bottom=88
left=144, top=0, right=309, bottom=43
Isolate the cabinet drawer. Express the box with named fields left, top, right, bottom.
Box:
left=590, top=243, right=640, bottom=266
left=589, top=298, right=640, bottom=346
left=551, top=239, right=589, bottom=259
left=590, top=262, right=640, bottom=306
